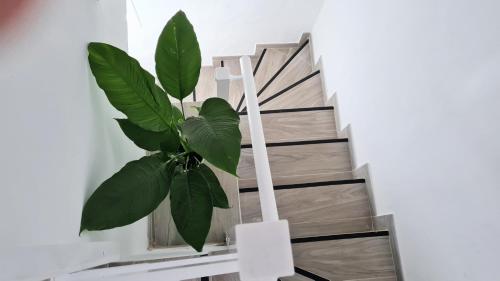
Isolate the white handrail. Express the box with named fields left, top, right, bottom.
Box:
left=238, top=56, right=279, bottom=222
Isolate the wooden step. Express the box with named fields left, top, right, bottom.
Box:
left=239, top=180, right=373, bottom=238
left=254, top=40, right=313, bottom=107
left=237, top=140, right=352, bottom=182
left=238, top=171, right=354, bottom=189
left=260, top=71, right=324, bottom=110
left=253, top=47, right=299, bottom=95
left=292, top=232, right=397, bottom=281
left=239, top=107, right=337, bottom=144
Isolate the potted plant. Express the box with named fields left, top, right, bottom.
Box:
left=80, top=11, right=241, bottom=252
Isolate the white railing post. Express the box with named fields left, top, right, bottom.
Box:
left=239, top=55, right=279, bottom=222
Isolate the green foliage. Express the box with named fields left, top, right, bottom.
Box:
left=182, top=98, right=241, bottom=176
left=88, top=43, right=172, bottom=132
left=82, top=10, right=240, bottom=252
left=155, top=11, right=201, bottom=101
left=80, top=154, right=175, bottom=232
left=116, top=119, right=180, bottom=152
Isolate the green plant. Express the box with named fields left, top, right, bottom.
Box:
left=80, top=11, right=241, bottom=252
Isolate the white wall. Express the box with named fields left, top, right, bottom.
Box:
left=312, top=1, right=500, bottom=280
left=127, top=0, right=324, bottom=71
left=0, top=0, right=148, bottom=256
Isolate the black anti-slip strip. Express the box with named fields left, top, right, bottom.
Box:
left=241, top=40, right=310, bottom=112
left=236, top=48, right=268, bottom=112
left=253, top=48, right=267, bottom=75
left=241, top=138, right=348, bottom=149
left=239, top=106, right=333, bottom=116
left=239, top=179, right=365, bottom=193
left=291, top=231, right=390, bottom=244
left=294, top=266, right=329, bottom=281
left=258, top=70, right=320, bottom=108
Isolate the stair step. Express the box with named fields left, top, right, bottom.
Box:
left=292, top=232, right=396, bottom=281
left=253, top=47, right=299, bottom=97
left=238, top=140, right=352, bottom=182
left=238, top=171, right=354, bottom=189
left=239, top=180, right=373, bottom=238
left=260, top=72, right=324, bottom=110
left=239, top=106, right=336, bottom=144
left=254, top=40, right=313, bottom=108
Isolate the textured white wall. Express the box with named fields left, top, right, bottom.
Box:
left=312, top=1, right=500, bottom=280
left=127, top=0, right=324, bottom=71
left=0, top=0, right=147, bottom=255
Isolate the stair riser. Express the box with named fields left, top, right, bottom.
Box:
left=240, top=109, right=336, bottom=144
left=238, top=142, right=352, bottom=181
left=293, top=237, right=396, bottom=281
left=240, top=183, right=373, bottom=238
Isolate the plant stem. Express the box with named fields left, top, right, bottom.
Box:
left=180, top=99, right=186, bottom=118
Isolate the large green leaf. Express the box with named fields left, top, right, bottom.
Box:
left=170, top=166, right=213, bottom=252
left=197, top=164, right=229, bottom=208
left=116, top=119, right=180, bottom=152
left=88, top=42, right=172, bottom=132
left=155, top=10, right=201, bottom=101
left=80, top=155, right=176, bottom=232
left=182, top=98, right=241, bottom=175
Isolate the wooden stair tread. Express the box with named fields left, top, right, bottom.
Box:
left=238, top=141, right=352, bottom=182
left=292, top=235, right=396, bottom=281
left=238, top=172, right=354, bottom=189
left=253, top=47, right=298, bottom=94
left=260, top=72, right=324, bottom=110
left=240, top=181, right=373, bottom=238
left=239, top=106, right=336, bottom=144
left=255, top=41, right=313, bottom=107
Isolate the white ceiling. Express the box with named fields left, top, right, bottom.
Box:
left=127, top=0, right=324, bottom=72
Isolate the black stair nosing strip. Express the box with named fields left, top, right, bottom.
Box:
left=253, top=48, right=267, bottom=75
left=235, top=48, right=268, bottom=112
left=239, top=106, right=333, bottom=116
left=241, top=39, right=310, bottom=111
left=239, top=179, right=366, bottom=193
left=291, top=231, right=390, bottom=244
left=258, top=70, right=321, bottom=108
left=241, top=138, right=348, bottom=149
left=294, top=266, right=329, bottom=281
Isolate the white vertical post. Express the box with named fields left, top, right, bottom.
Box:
left=239, top=56, right=279, bottom=222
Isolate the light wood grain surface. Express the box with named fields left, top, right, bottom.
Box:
left=257, top=45, right=312, bottom=104
left=240, top=183, right=373, bottom=237
left=260, top=74, right=324, bottom=110
left=240, top=109, right=337, bottom=144
left=238, top=171, right=354, bottom=189
left=293, top=237, right=397, bottom=281
left=238, top=142, right=352, bottom=181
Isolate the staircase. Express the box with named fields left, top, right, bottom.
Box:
left=209, top=36, right=400, bottom=281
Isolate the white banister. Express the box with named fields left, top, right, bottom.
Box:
left=238, top=56, right=279, bottom=222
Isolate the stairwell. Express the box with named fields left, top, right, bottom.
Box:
left=207, top=36, right=401, bottom=281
